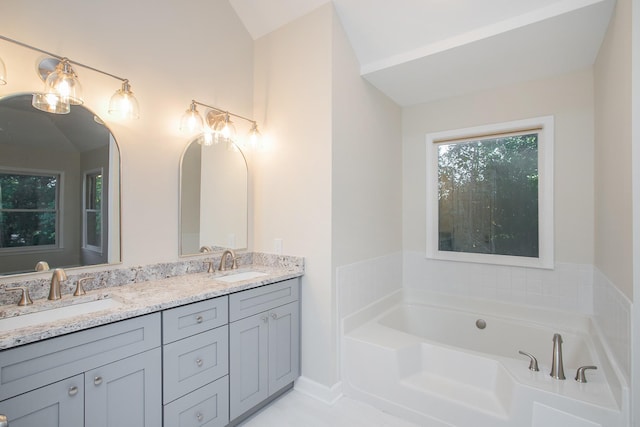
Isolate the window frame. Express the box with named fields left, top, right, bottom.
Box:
left=426, top=116, right=554, bottom=269
left=0, top=167, right=62, bottom=254
left=82, top=168, right=103, bottom=254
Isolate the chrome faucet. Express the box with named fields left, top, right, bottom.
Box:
left=218, top=249, right=238, bottom=271
left=48, top=268, right=67, bottom=300
left=550, top=333, right=566, bottom=380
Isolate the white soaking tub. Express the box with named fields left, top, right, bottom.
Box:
left=341, top=290, right=629, bottom=427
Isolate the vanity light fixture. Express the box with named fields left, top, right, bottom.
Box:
left=180, top=99, right=261, bottom=149
left=0, top=34, right=140, bottom=119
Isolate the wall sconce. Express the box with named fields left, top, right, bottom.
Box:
left=180, top=99, right=261, bottom=149
left=0, top=34, right=140, bottom=119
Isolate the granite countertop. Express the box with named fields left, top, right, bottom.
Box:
left=0, top=263, right=303, bottom=350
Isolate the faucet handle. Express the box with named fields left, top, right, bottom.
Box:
left=5, top=287, right=34, bottom=306
left=575, top=365, right=597, bottom=383
left=518, top=350, right=539, bottom=371
left=205, top=261, right=215, bottom=273
left=74, top=277, right=94, bottom=297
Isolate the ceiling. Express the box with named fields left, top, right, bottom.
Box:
left=229, top=0, right=616, bottom=106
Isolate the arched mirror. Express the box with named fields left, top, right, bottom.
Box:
left=180, top=137, right=247, bottom=256
left=0, top=93, right=121, bottom=276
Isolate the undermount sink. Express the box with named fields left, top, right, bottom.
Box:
left=0, top=297, right=123, bottom=333
left=216, top=271, right=268, bottom=283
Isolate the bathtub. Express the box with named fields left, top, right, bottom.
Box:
left=341, top=290, right=629, bottom=427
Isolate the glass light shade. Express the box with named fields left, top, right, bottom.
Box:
left=109, top=80, right=140, bottom=119
left=247, top=122, right=261, bottom=149
left=201, top=129, right=215, bottom=146
left=44, top=59, right=83, bottom=105
left=0, top=57, right=6, bottom=85
left=180, top=102, right=204, bottom=133
left=32, top=92, right=70, bottom=114
left=214, top=114, right=236, bottom=143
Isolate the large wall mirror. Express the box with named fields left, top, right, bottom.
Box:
left=180, top=137, right=248, bottom=256
left=0, top=93, right=121, bottom=276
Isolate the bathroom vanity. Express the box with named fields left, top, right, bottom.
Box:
left=0, top=263, right=302, bottom=427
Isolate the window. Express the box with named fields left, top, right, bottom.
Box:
left=426, top=116, right=554, bottom=268
left=0, top=170, right=59, bottom=250
left=83, top=170, right=103, bottom=252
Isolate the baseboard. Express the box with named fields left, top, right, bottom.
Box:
left=294, top=376, right=343, bottom=405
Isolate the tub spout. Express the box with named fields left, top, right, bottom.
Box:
left=550, top=333, right=565, bottom=380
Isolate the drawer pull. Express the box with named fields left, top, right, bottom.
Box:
left=68, top=385, right=79, bottom=396
left=196, top=358, right=203, bottom=367
left=94, top=376, right=103, bottom=386
left=196, top=412, right=204, bottom=422
left=261, top=315, right=268, bottom=323
left=196, top=315, right=204, bottom=324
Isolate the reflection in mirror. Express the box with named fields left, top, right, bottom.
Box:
left=180, top=137, right=247, bottom=256
left=0, top=93, right=121, bottom=276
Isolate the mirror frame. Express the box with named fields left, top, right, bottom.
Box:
left=0, top=92, right=123, bottom=277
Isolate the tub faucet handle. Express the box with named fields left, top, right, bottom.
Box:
left=518, top=350, right=539, bottom=372
left=575, top=365, right=597, bottom=383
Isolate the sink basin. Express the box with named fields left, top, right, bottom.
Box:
left=216, top=271, right=268, bottom=283
left=0, top=298, right=122, bottom=333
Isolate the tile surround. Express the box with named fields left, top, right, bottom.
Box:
left=593, top=267, right=631, bottom=381
left=403, top=251, right=594, bottom=314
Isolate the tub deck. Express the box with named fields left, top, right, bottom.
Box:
left=341, top=291, right=628, bottom=427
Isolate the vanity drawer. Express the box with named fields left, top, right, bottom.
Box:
left=229, top=279, right=299, bottom=322
left=162, top=296, right=228, bottom=344
left=163, top=325, right=229, bottom=404
left=163, top=375, right=229, bottom=427
left=0, top=313, right=161, bottom=401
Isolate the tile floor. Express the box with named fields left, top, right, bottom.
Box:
left=239, top=389, right=420, bottom=427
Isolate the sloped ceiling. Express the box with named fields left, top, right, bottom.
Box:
left=229, top=0, right=615, bottom=106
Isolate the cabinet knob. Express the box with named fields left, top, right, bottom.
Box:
left=196, top=358, right=203, bottom=367
left=0, top=414, right=7, bottom=427
left=196, top=315, right=204, bottom=324
left=94, top=376, right=103, bottom=386
left=261, top=315, right=269, bottom=323
left=196, top=412, right=204, bottom=422
left=68, top=385, right=79, bottom=396
left=271, top=312, right=278, bottom=320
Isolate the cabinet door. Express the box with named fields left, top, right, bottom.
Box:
left=268, top=301, right=300, bottom=394
left=0, top=374, right=83, bottom=427
left=229, top=311, right=269, bottom=420
left=85, top=348, right=161, bottom=427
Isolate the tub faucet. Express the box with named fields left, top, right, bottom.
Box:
left=550, top=333, right=566, bottom=380
left=48, top=268, right=67, bottom=300
left=218, top=249, right=238, bottom=271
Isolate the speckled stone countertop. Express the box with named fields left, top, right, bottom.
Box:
left=0, top=254, right=304, bottom=350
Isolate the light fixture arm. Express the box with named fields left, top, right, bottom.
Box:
left=191, top=99, right=257, bottom=128
left=0, top=34, right=128, bottom=83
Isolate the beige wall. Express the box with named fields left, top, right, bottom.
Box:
left=403, top=69, right=595, bottom=265
left=0, top=0, right=254, bottom=269
left=253, top=5, right=335, bottom=386
left=594, top=0, right=633, bottom=300
left=331, top=8, right=403, bottom=268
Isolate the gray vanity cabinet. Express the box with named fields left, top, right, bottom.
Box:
left=0, top=313, right=162, bottom=427
left=161, top=296, right=229, bottom=427
left=0, top=374, right=84, bottom=426
left=229, top=279, right=300, bottom=421
left=85, top=349, right=161, bottom=427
